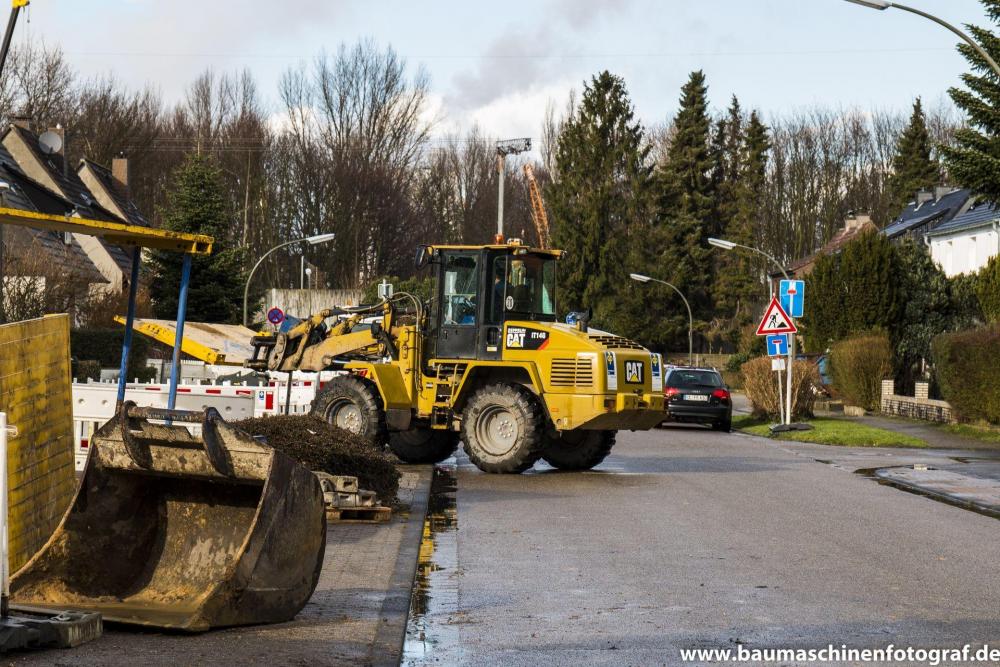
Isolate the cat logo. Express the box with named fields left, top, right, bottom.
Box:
left=624, top=360, right=644, bottom=384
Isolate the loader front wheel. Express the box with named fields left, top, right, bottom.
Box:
left=462, top=383, right=545, bottom=474
left=541, top=430, right=616, bottom=471
left=312, top=375, right=388, bottom=447
left=389, top=428, right=459, bottom=464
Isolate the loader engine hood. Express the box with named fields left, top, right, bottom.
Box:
left=501, top=321, right=664, bottom=394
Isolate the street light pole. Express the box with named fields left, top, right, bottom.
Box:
left=495, top=138, right=531, bottom=239
left=708, top=237, right=795, bottom=426
left=844, top=1, right=1000, bottom=79
left=243, top=233, right=336, bottom=327
left=629, top=273, right=694, bottom=366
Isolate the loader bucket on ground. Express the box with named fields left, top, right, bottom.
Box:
left=10, top=402, right=326, bottom=632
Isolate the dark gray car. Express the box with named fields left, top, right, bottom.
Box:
left=663, top=367, right=732, bottom=431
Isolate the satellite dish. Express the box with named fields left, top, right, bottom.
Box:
left=38, top=130, right=63, bottom=155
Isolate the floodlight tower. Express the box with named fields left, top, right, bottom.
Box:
left=495, top=138, right=531, bottom=240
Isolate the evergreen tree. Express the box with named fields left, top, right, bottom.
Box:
left=713, top=101, right=768, bottom=325
left=976, top=254, right=1000, bottom=322
left=149, top=154, right=248, bottom=323
left=941, top=1, right=1000, bottom=202
left=887, top=98, right=940, bottom=215
left=894, top=239, right=953, bottom=384
left=802, top=230, right=899, bottom=351
left=548, top=71, right=652, bottom=333
left=655, top=71, right=714, bottom=331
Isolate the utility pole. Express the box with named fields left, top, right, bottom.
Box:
left=495, top=138, right=531, bottom=240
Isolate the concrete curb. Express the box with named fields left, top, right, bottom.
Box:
left=369, top=464, right=434, bottom=667
left=875, top=467, right=1000, bottom=520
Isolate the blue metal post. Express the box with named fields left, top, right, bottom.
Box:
left=116, top=246, right=142, bottom=404
left=167, top=253, right=193, bottom=411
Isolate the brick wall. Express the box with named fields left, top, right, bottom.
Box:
left=0, top=315, right=76, bottom=570
left=880, top=378, right=954, bottom=424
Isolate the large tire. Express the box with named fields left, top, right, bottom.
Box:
left=311, top=375, right=388, bottom=447
left=541, top=430, right=616, bottom=471
left=389, top=428, right=459, bottom=464
left=461, top=383, right=546, bottom=474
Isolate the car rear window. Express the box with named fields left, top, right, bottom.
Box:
left=666, top=370, right=722, bottom=389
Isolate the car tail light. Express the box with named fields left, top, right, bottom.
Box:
left=664, top=387, right=680, bottom=398
left=80, top=438, right=88, bottom=449
left=711, top=388, right=731, bottom=402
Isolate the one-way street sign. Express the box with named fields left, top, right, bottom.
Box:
left=756, top=297, right=797, bottom=336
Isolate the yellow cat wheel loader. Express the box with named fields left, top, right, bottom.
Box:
left=246, top=240, right=666, bottom=474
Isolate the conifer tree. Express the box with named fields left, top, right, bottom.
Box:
left=887, top=97, right=939, bottom=215
left=655, top=71, right=714, bottom=325
left=941, top=1, right=1000, bottom=202
left=548, top=71, right=652, bottom=332
left=714, top=110, right=769, bottom=323
left=149, top=154, right=249, bottom=323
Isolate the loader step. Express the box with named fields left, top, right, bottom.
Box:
left=326, top=505, right=393, bottom=523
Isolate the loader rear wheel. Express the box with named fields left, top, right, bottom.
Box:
left=541, top=430, right=617, bottom=471
left=311, top=375, right=388, bottom=448
left=462, top=383, right=545, bottom=474
left=389, top=428, right=459, bottom=464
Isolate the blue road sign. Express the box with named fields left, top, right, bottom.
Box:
left=766, top=334, right=789, bottom=357
left=780, top=280, right=804, bottom=319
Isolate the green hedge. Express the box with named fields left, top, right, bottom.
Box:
left=829, top=333, right=893, bottom=411
left=932, top=326, right=1000, bottom=423
left=70, top=328, right=153, bottom=380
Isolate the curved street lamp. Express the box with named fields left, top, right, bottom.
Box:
left=844, top=1, right=1000, bottom=79
left=243, top=233, right=336, bottom=326
left=630, top=273, right=693, bottom=366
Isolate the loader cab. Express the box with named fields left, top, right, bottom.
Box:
left=423, top=244, right=559, bottom=361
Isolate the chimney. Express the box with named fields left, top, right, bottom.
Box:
left=915, top=189, right=934, bottom=207
left=933, top=185, right=952, bottom=201
left=844, top=212, right=872, bottom=232
left=9, top=115, right=30, bottom=131
left=112, top=155, right=130, bottom=192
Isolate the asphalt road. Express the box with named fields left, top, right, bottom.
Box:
left=405, top=424, right=1000, bottom=666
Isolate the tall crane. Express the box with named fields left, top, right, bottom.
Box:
left=522, top=163, right=550, bottom=249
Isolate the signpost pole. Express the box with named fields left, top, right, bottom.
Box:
left=785, top=334, right=794, bottom=425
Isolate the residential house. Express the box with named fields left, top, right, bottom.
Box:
left=882, top=187, right=972, bottom=245
left=0, top=120, right=143, bottom=301
left=925, top=200, right=1000, bottom=277
left=772, top=213, right=879, bottom=290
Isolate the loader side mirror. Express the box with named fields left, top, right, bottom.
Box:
left=415, top=245, right=430, bottom=269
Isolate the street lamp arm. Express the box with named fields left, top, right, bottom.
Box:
left=888, top=2, right=1000, bottom=79
left=637, top=275, right=694, bottom=366
left=243, top=239, right=301, bottom=327
left=725, top=241, right=790, bottom=282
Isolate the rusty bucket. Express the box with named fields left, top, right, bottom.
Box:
left=10, top=402, right=326, bottom=632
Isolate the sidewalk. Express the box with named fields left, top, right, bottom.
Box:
left=15, top=464, right=433, bottom=667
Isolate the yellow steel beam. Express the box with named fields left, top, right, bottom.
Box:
left=113, top=316, right=232, bottom=365
left=0, top=207, right=213, bottom=255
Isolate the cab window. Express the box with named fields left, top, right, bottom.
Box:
left=442, top=253, right=479, bottom=326
left=504, top=254, right=556, bottom=321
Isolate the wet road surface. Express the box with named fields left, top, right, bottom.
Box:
left=404, top=425, right=1000, bottom=666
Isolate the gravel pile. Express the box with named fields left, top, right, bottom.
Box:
left=233, top=414, right=400, bottom=503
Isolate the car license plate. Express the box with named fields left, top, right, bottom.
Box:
left=684, top=394, right=709, bottom=402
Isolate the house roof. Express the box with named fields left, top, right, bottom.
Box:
left=4, top=224, right=108, bottom=286
left=882, top=188, right=971, bottom=239
left=786, top=219, right=878, bottom=274
left=78, top=158, right=148, bottom=227
left=926, top=200, right=1000, bottom=237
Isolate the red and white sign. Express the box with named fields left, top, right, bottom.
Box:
left=756, top=297, right=797, bottom=336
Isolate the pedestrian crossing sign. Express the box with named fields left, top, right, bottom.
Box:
left=756, top=297, right=797, bottom=336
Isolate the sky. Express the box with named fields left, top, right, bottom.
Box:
left=11, top=0, right=993, bottom=140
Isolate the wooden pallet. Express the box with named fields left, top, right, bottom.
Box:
left=326, top=505, right=392, bottom=523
